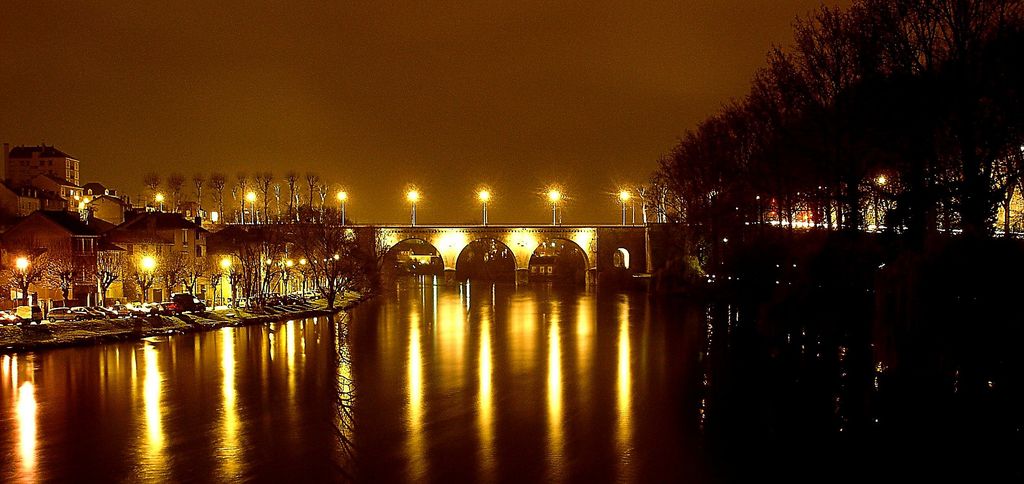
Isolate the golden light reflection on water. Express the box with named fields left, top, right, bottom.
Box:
left=617, top=296, right=634, bottom=480
left=141, top=343, right=166, bottom=480
left=219, top=328, right=241, bottom=480
left=576, top=295, right=595, bottom=404
left=16, top=367, right=37, bottom=481
left=477, top=300, right=495, bottom=481
left=407, top=309, right=427, bottom=481
left=547, top=306, right=564, bottom=482
left=439, top=291, right=467, bottom=389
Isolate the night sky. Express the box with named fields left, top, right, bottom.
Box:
left=1, top=1, right=842, bottom=224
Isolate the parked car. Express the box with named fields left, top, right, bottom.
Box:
left=0, top=310, right=19, bottom=325
left=154, top=302, right=180, bottom=315
left=125, top=302, right=156, bottom=316
left=106, top=305, right=133, bottom=317
left=15, top=305, right=43, bottom=324
left=170, top=293, right=207, bottom=313
left=73, top=307, right=109, bottom=319
left=47, top=307, right=85, bottom=322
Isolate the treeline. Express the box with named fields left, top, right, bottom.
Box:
left=141, top=170, right=342, bottom=223
left=656, top=0, right=1024, bottom=244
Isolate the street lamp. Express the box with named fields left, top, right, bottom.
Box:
left=618, top=189, right=631, bottom=225
left=219, top=257, right=231, bottom=305
left=15, top=256, right=29, bottom=272
left=299, top=258, right=307, bottom=293
left=873, top=174, right=888, bottom=229
left=407, top=189, right=420, bottom=226
left=246, top=191, right=257, bottom=224
left=154, top=193, right=165, bottom=212
left=547, top=189, right=562, bottom=225
left=14, top=256, right=30, bottom=305
left=478, top=189, right=491, bottom=225
left=336, top=191, right=348, bottom=225
left=140, top=255, right=157, bottom=302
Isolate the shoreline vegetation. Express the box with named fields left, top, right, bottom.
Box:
left=0, top=291, right=366, bottom=353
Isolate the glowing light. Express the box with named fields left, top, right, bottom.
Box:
left=478, top=189, right=491, bottom=202
left=245, top=191, right=256, bottom=203
left=336, top=191, right=348, bottom=202
left=618, top=190, right=631, bottom=202
left=220, top=257, right=231, bottom=270
left=547, top=189, right=562, bottom=203
left=478, top=306, right=495, bottom=479
left=141, top=255, right=157, bottom=272
left=16, top=380, right=37, bottom=475
left=285, top=259, right=294, bottom=268
left=154, top=193, right=164, bottom=203
left=15, top=257, right=29, bottom=271
left=407, top=311, right=426, bottom=480
left=406, top=189, right=420, bottom=203
left=210, top=211, right=220, bottom=223
left=547, top=308, right=563, bottom=480
left=876, top=175, right=888, bottom=186
left=299, top=258, right=307, bottom=265
left=617, top=298, right=633, bottom=478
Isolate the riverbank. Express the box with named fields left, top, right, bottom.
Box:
left=0, top=291, right=366, bottom=353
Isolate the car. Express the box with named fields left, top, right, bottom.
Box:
left=155, top=302, right=180, bottom=315
left=0, top=310, right=19, bottom=325
left=15, top=305, right=43, bottom=324
left=106, top=305, right=133, bottom=317
left=47, top=307, right=84, bottom=322
left=125, top=302, right=157, bottom=316
left=74, top=307, right=109, bottom=319
left=170, top=293, right=207, bottom=313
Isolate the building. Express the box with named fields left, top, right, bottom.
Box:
left=1, top=210, right=117, bottom=306
left=87, top=194, right=130, bottom=225
left=3, top=144, right=80, bottom=188
left=107, top=212, right=209, bottom=302
left=0, top=183, right=42, bottom=216
left=30, top=174, right=83, bottom=206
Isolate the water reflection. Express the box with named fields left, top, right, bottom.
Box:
left=617, top=296, right=633, bottom=480
left=477, top=293, right=495, bottom=481
left=406, top=309, right=427, bottom=481
left=140, top=342, right=166, bottom=481
left=219, top=328, right=242, bottom=480
left=547, top=304, right=564, bottom=482
left=16, top=363, right=37, bottom=481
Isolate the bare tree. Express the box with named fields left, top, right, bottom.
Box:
left=254, top=171, right=273, bottom=224
left=143, top=172, right=161, bottom=201
left=1, top=248, right=50, bottom=305
left=192, top=173, right=205, bottom=213
left=167, top=173, right=186, bottom=212
left=294, top=217, right=372, bottom=309
left=236, top=172, right=250, bottom=223
left=45, top=245, right=82, bottom=303
left=127, top=254, right=158, bottom=303
left=285, top=170, right=299, bottom=217
left=159, top=250, right=189, bottom=297
left=305, top=172, right=320, bottom=211
left=96, top=251, right=126, bottom=306
left=183, top=256, right=207, bottom=295
left=273, top=183, right=282, bottom=222
left=210, top=172, right=227, bottom=220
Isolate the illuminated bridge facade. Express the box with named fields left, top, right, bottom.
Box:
left=352, top=225, right=651, bottom=283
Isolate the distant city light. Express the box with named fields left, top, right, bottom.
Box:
left=220, top=257, right=231, bottom=270
left=141, top=255, right=157, bottom=271
left=478, top=189, right=491, bottom=202
left=876, top=175, right=888, bottom=186
left=547, top=189, right=561, bottom=203
left=336, top=191, right=348, bottom=202
left=15, top=257, right=29, bottom=271
left=406, top=189, right=420, bottom=203
left=154, top=193, right=164, bottom=203
left=246, top=191, right=257, bottom=202
left=618, top=190, right=631, bottom=203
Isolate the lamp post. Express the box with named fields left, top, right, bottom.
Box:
left=874, top=175, right=888, bottom=230
left=246, top=191, right=257, bottom=224
left=140, top=255, right=156, bottom=302
left=155, top=193, right=165, bottom=212
left=618, top=190, right=631, bottom=225
left=547, top=189, right=561, bottom=225
left=407, top=189, right=420, bottom=226
left=219, top=257, right=231, bottom=306
left=15, top=256, right=29, bottom=305
left=299, top=258, right=307, bottom=294
left=478, top=189, right=490, bottom=225
left=336, top=191, right=348, bottom=225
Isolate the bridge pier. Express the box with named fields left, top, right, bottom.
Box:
left=515, top=268, right=529, bottom=285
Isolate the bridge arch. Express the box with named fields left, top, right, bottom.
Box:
left=455, top=237, right=518, bottom=281
left=380, top=237, right=444, bottom=276
left=528, top=237, right=590, bottom=283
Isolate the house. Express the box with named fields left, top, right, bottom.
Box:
left=107, top=212, right=209, bottom=302
left=3, top=143, right=80, bottom=187
left=87, top=194, right=130, bottom=225
left=30, top=174, right=82, bottom=208
left=1, top=210, right=118, bottom=305
left=0, top=182, right=42, bottom=216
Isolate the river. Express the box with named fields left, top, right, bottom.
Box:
left=1, top=278, right=1019, bottom=482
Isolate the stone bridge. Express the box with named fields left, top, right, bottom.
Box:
left=350, top=225, right=650, bottom=283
